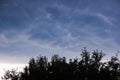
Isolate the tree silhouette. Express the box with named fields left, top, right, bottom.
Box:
left=2, top=69, right=20, bottom=80
left=2, top=48, right=120, bottom=80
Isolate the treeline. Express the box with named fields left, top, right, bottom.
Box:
left=2, top=48, right=120, bottom=80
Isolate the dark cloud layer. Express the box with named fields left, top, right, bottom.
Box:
left=0, top=0, right=120, bottom=63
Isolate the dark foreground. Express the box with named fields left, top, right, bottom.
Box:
left=2, top=49, right=120, bottom=80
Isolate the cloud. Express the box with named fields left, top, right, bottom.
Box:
left=96, top=13, right=113, bottom=25
left=0, top=23, right=119, bottom=63
left=0, top=0, right=120, bottom=64
left=0, top=34, right=8, bottom=47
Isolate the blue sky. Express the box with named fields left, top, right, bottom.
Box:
left=0, top=0, right=120, bottom=63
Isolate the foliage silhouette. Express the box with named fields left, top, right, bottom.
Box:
left=2, top=48, right=120, bottom=80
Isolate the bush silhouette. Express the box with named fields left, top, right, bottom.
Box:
left=2, top=48, right=120, bottom=80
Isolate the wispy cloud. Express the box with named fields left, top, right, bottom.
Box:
left=96, top=13, right=113, bottom=25
left=0, top=0, right=120, bottom=64
left=0, top=22, right=119, bottom=64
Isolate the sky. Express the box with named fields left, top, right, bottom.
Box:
left=0, top=0, right=120, bottom=65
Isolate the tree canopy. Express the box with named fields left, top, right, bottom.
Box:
left=2, top=48, right=120, bottom=80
